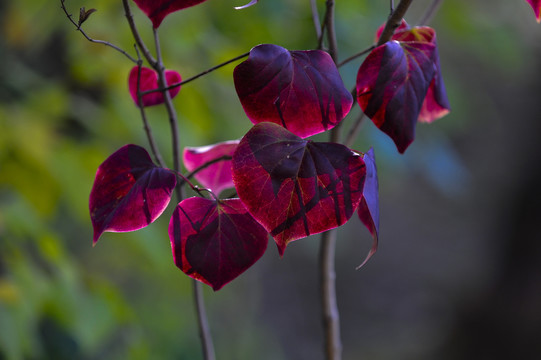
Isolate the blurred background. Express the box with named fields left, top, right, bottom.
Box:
left=1, top=0, right=540, bottom=359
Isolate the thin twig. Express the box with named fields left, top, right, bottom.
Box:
left=417, top=0, right=444, bottom=26
left=183, top=155, right=233, bottom=182
left=310, top=0, right=322, bottom=41
left=344, top=113, right=366, bottom=148
left=377, top=0, right=414, bottom=46
left=142, top=52, right=250, bottom=95
left=59, top=0, right=137, bottom=63
left=194, top=281, right=216, bottom=360
left=134, top=51, right=166, bottom=167
left=122, top=0, right=157, bottom=67
left=320, top=2, right=342, bottom=360
left=337, top=45, right=375, bottom=68
left=152, top=26, right=215, bottom=360
left=324, top=1, right=338, bottom=62
left=320, top=230, right=342, bottom=360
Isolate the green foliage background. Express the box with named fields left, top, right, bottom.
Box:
left=1, top=0, right=540, bottom=359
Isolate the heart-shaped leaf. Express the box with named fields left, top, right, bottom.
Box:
left=389, top=26, right=450, bottom=123
left=526, top=0, right=541, bottom=22
left=234, top=44, right=353, bottom=138
left=169, top=197, right=268, bottom=291
left=356, top=40, right=436, bottom=153
left=90, top=144, right=177, bottom=244
left=232, top=122, right=366, bottom=255
left=131, top=0, right=208, bottom=28
left=357, top=148, right=379, bottom=269
left=183, top=140, right=239, bottom=196
left=128, top=66, right=182, bottom=107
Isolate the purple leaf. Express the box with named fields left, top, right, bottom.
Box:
left=390, top=27, right=450, bottom=123
left=356, top=40, right=436, bottom=153
left=232, top=122, right=366, bottom=256
left=234, top=44, right=353, bottom=138
left=183, top=140, right=239, bottom=196
left=131, top=0, right=208, bottom=28
left=357, top=148, right=379, bottom=269
left=526, top=0, right=541, bottom=22
left=128, top=66, right=181, bottom=107
left=90, top=144, right=177, bottom=245
left=169, top=197, right=268, bottom=291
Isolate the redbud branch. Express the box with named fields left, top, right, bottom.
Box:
left=183, top=155, right=233, bottom=182
left=344, top=113, right=366, bottom=148
left=337, top=45, right=375, bottom=68
left=134, top=56, right=166, bottom=167
left=152, top=26, right=216, bottom=360
left=142, top=52, right=250, bottom=95
left=417, top=0, right=444, bottom=26
left=59, top=0, right=137, bottom=63
left=310, top=0, right=322, bottom=41
left=122, top=0, right=158, bottom=67
left=325, top=1, right=338, bottom=62
left=377, top=0, right=413, bottom=46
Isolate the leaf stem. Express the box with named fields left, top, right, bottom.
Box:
left=337, top=45, right=375, bottom=68
left=59, top=0, right=137, bottom=63
left=417, top=0, right=444, bottom=26
left=325, top=1, right=338, bottom=62
left=143, top=52, right=250, bottom=95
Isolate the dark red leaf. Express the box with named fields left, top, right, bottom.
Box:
left=232, top=122, right=366, bottom=255
left=128, top=66, right=181, bottom=107
left=131, top=0, right=208, bottom=28
left=234, top=44, right=353, bottom=138
left=526, top=0, right=541, bottom=22
left=390, top=27, right=450, bottom=123
left=357, top=148, right=379, bottom=269
left=169, top=197, right=268, bottom=291
left=90, top=144, right=177, bottom=245
left=183, top=140, right=239, bottom=196
left=356, top=40, right=436, bottom=153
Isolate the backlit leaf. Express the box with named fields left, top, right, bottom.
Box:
left=356, top=40, right=436, bottom=153
left=131, top=0, right=208, bottom=28
left=169, top=197, right=268, bottom=291
left=183, top=140, right=239, bottom=196
left=526, top=0, right=541, bottom=22
left=390, top=26, right=450, bottom=123
left=357, top=148, right=379, bottom=269
left=234, top=44, right=353, bottom=138
left=90, top=144, right=177, bottom=244
left=232, top=122, right=366, bottom=255
left=128, top=66, right=181, bottom=107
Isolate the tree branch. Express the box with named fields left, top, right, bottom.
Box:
left=325, top=1, right=338, bottom=62
left=122, top=0, right=157, bottom=67
left=320, top=230, right=342, bottom=360
left=60, top=0, right=137, bottom=63
left=142, top=52, right=250, bottom=95
left=152, top=27, right=215, bottom=360
left=310, top=0, right=322, bottom=41
left=377, top=0, right=413, bottom=46
left=417, top=0, right=444, bottom=26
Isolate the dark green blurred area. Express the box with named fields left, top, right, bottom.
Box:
left=1, top=0, right=541, bottom=359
